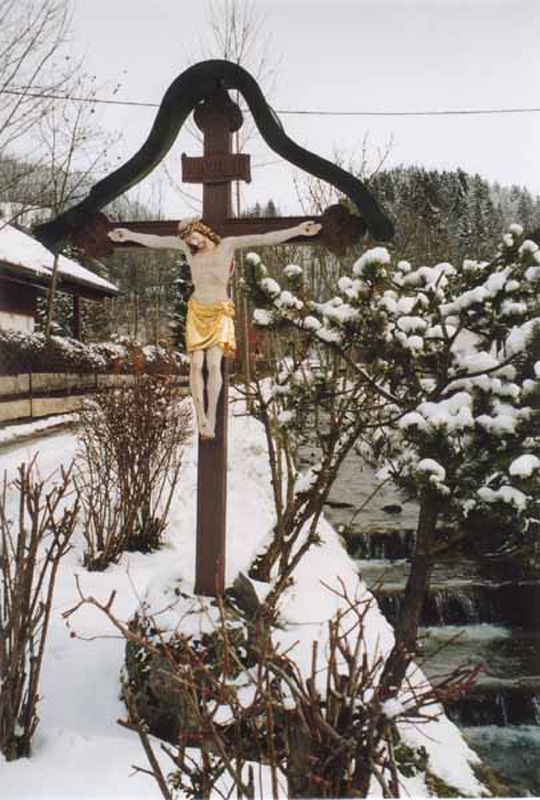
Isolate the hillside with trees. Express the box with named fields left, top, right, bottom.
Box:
left=369, top=166, right=540, bottom=265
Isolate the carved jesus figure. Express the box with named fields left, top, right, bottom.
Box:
left=109, top=219, right=321, bottom=439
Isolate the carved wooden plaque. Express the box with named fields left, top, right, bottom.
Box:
left=181, top=153, right=251, bottom=184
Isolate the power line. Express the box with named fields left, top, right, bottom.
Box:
left=4, top=87, right=158, bottom=109
left=274, top=107, right=540, bottom=118
left=3, top=86, right=540, bottom=118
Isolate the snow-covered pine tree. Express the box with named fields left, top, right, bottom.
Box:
left=516, top=188, right=536, bottom=231
left=169, top=258, right=193, bottom=352
left=35, top=290, right=73, bottom=337
left=244, top=223, right=540, bottom=689
left=369, top=166, right=535, bottom=267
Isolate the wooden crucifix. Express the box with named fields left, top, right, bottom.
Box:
left=34, top=60, right=393, bottom=598
left=108, top=88, right=322, bottom=596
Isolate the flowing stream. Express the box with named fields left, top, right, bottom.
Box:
left=316, top=445, right=540, bottom=797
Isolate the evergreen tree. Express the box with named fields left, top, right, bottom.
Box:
left=534, top=197, right=540, bottom=230
left=369, top=166, right=537, bottom=266
left=265, top=198, right=278, bottom=217
left=517, top=188, right=535, bottom=230
left=35, top=291, right=73, bottom=337
left=467, top=174, right=497, bottom=260
left=169, top=259, right=193, bottom=352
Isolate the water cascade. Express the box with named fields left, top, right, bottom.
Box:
left=323, top=449, right=540, bottom=797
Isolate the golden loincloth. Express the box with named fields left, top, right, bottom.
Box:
left=186, top=297, right=236, bottom=356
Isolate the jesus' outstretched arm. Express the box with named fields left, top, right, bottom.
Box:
left=108, top=227, right=190, bottom=254
left=223, top=220, right=321, bottom=250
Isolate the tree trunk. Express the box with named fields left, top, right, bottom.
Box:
left=44, top=252, right=61, bottom=341
left=249, top=522, right=285, bottom=582
left=285, top=713, right=315, bottom=798
left=380, top=495, right=439, bottom=693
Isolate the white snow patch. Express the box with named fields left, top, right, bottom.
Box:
left=283, top=263, right=303, bottom=278
left=352, top=246, right=391, bottom=277
left=509, top=454, right=540, bottom=478
left=417, top=459, right=446, bottom=481
left=315, top=326, right=342, bottom=344
left=302, top=315, right=322, bottom=332
left=477, top=485, right=528, bottom=511
left=260, top=277, right=281, bottom=297
left=277, top=410, right=295, bottom=425
left=0, top=415, right=75, bottom=444
left=253, top=308, right=274, bottom=327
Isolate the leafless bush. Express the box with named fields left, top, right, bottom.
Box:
left=0, top=459, right=77, bottom=760
left=242, top=333, right=378, bottom=607
left=76, top=365, right=192, bottom=570
left=64, top=579, right=479, bottom=798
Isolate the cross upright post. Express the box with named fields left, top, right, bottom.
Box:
left=188, top=86, right=247, bottom=597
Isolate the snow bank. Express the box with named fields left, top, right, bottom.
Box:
left=0, top=403, right=486, bottom=798
left=0, top=414, right=75, bottom=445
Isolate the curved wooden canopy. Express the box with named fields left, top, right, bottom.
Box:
left=35, top=60, right=394, bottom=249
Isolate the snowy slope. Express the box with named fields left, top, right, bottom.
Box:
left=0, top=408, right=486, bottom=798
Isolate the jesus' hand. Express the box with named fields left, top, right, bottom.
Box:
left=108, top=228, right=131, bottom=242
left=298, top=220, right=322, bottom=237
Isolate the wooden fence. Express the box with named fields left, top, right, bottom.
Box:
left=0, top=372, right=189, bottom=423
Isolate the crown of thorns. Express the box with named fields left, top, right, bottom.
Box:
left=178, top=218, right=221, bottom=244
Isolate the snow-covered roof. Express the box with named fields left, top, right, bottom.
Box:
left=0, top=223, right=118, bottom=297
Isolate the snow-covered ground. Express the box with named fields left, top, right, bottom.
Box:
left=0, top=414, right=76, bottom=446
left=0, top=406, right=487, bottom=798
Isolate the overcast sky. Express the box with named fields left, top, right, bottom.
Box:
left=68, top=0, right=540, bottom=219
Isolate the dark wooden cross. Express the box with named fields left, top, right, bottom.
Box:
left=83, top=87, right=365, bottom=598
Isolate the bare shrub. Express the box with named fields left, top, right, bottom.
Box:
left=0, top=459, right=77, bottom=760
left=64, top=580, right=478, bottom=798
left=76, top=364, right=192, bottom=570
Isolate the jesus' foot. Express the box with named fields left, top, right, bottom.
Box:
left=199, top=420, right=215, bottom=440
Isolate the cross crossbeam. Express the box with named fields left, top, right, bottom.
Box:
left=107, top=216, right=323, bottom=243
left=105, top=207, right=363, bottom=258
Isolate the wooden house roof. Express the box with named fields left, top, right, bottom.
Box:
left=0, top=223, right=118, bottom=300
